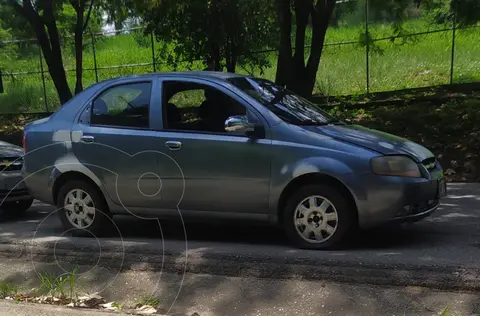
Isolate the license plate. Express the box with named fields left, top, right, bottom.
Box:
left=4, top=177, right=25, bottom=190
left=438, top=178, right=447, bottom=198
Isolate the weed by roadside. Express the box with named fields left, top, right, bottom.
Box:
left=440, top=306, right=449, bottom=315
left=135, top=295, right=160, bottom=308
left=0, top=282, right=18, bottom=299
left=38, top=266, right=79, bottom=300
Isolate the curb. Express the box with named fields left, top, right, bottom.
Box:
left=1, top=242, right=479, bottom=292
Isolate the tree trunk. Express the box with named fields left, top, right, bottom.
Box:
left=225, top=38, right=237, bottom=73
left=227, top=52, right=237, bottom=73
left=114, top=20, right=122, bottom=31
left=288, top=0, right=311, bottom=95
left=303, top=0, right=336, bottom=96
left=275, top=0, right=293, bottom=87
left=9, top=0, right=73, bottom=104
left=74, top=2, right=85, bottom=94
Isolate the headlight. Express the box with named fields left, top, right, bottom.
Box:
left=371, top=155, right=422, bottom=178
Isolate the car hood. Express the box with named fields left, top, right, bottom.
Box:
left=0, top=141, right=24, bottom=158
left=305, top=124, right=434, bottom=162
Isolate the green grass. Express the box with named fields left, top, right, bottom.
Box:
left=0, top=19, right=479, bottom=113
left=38, top=266, right=79, bottom=299
left=135, top=295, right=159, bottom=308
left=0, top=282, right=19, bottom=299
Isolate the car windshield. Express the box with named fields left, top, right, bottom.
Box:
left=227, top=77, right=342, bottom=125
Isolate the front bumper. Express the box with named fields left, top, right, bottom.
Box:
left=344, top=167, right=446, bottom=229
left=389, top=202, right=439, bottom=224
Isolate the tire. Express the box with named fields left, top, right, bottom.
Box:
left=57, top=180, right=111, bottom=237
left=283, top=184, right=355, bottom=250
left=1, top=198, right=34, bottom=216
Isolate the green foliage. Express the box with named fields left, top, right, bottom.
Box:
left=38, top=266, right=80, bottom=299
left=1, top=18, right=480, bottom=112
left=135, top=295, right=160, bottom=307
left=440, top=305, right=449, bottom=316
left=0, top=21, right=17, bottom=66
left=424, top=0, right=480, bottom=26
left=0, top=282, right=19, bottom=299
left=137, top=0, right=278, bottom=72
left=111, top=301, right=122, bottom=310
left=98, top=0, right=135, bottom=31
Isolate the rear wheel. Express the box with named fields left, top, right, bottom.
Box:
left=57, top=180, right=111, bottom=237
left=0, top=198, right=34, bottom=216
left=283, top=184, right=355, bottom=250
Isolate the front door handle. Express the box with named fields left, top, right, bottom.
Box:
left=165, top=141, right=182, bottom=151
left=81, top=135, right=95, bottom=143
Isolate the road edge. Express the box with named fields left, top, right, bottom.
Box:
left=1, top=243, right=479, bottom=292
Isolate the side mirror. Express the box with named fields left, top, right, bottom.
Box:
left=224, top=115, right=265, bottom=139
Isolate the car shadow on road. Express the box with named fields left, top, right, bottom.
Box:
left=109, top=215, right=435, bottom=251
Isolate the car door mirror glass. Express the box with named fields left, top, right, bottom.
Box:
left=224, top=115, right=264, bottom=138
left=225, top=115, right=254, bottom=132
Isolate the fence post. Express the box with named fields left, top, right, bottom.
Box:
left=91, top=32, right=99, bottom=82
left=365, top=0, right=370, bottom=94
left=0, top=69, right=3, bottom=94
left=38, top=46, right=49, bottom=112
left=151, top=31, right=156, bottom=72
left=449, top=1, right=458, bottom=85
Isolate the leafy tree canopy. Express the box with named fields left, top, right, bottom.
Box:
left=136, top=0, right=278, bottom=73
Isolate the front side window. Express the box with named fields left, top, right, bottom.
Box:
left=91, top=82, right=152, bottom=128
left=227, top=77, right=341, bottom=125
left=162, top=81, right=260, bottom=136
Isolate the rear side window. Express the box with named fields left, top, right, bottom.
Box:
left=91, top=82, right=152, bottom=129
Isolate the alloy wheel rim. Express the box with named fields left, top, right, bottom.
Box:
left=293, top=195, right=338, bottom=244
left=64, top=189, right=96, bottom=229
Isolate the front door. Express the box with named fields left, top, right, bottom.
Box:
left=154, top=78, right=271, bottom=215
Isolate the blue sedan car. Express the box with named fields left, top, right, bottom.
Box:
left=22, top=72, right=447, bottom=249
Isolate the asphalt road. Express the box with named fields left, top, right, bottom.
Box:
left=1, top=183, right=480, bottom=289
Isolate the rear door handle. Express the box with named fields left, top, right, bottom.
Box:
left=165, top=141, right=182, bottom=151
left=81, top=135, right=95, bottom=143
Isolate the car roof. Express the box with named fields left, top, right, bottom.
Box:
left=96, top=71, right=250, bottom=86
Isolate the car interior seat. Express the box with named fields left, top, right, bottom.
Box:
left=166, top=102, right=182, bottom=129
left=93, top=98, right=109, bottom=115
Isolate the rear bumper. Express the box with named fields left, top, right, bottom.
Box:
left=0, top=189, right=33, bottom=202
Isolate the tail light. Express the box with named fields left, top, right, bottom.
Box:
left=22, top=132, right=26, bottom=152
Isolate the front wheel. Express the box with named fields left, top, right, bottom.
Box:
left=283, top=184, right=355, bottom=250
left=57, top=180, right=111, bottom=237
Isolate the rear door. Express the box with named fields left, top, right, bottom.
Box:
left=71, top=79, right=161, bottom=209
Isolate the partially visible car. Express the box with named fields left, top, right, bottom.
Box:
left=0, top=140, right=33, bottom=215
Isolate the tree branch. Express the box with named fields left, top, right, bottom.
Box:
left=83, top=0, right=94, bottom=31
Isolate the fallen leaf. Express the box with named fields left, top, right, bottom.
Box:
left=101, top=302, right=120, bottom=311
left=135, top=305, right=157, bottom=314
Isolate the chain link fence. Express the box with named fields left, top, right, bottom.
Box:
left=0, top=0, right=479, bottom=114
